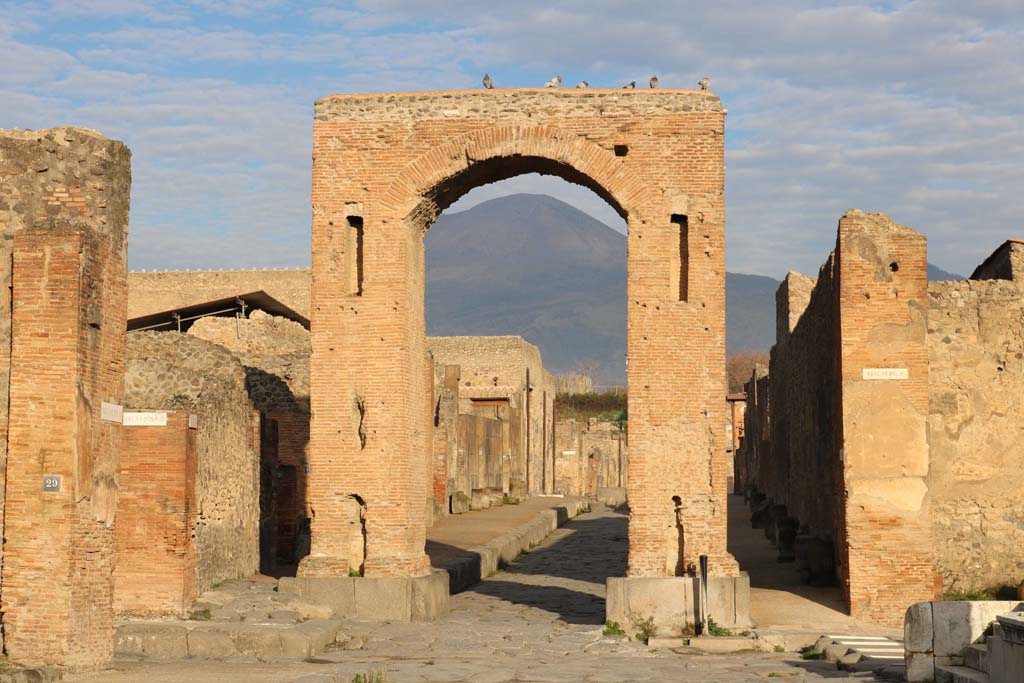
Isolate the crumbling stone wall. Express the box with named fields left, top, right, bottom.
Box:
left=768, top=268, right=838, bottom=557
left=0, top=128, right=129, bottom=669
left=124, top=331, right=259, bottom=595
left=554, top=418, right=627, bottom=497
left=427, top=335, right=555, bottom=497
left=128, top=267, right=310, bottom=319
left=927, top=278, right=1024, bottom=592
left=189, top=310, right=311, bottom=412
left=738, top=210, right=934, bottom=627
left=188, top=312, right=312, bottom=569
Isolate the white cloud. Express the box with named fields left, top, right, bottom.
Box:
left=0, top=1, right=1021, bottom=278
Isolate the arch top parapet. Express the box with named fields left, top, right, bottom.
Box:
left=314, top=88, right=722, bottom=122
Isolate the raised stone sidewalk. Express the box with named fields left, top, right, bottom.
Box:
left=427, top=496, right=590, bottom=593
left=114, top=496, right=589, bottom=662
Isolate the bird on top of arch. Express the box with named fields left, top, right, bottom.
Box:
left=481, top=73, right=711, bottom=90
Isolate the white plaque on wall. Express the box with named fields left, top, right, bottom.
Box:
left=862, top=368, right=909, bottom=380
left=188, top=414, right=198, bottom=429
left=100, top=401, right=123, bottom=423
left=122, top=411, right=168, bottom=427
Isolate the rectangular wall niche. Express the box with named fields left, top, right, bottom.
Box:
left=346, top=216, right=364, bottom=296
left=672, top=214, right=689, bottom=302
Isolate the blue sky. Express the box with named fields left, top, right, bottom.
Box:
left=2, top=1, right=1022, bottom=277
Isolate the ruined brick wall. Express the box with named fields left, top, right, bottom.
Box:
left=734, top=368, right=769, bottom=496
left=835, top=211, right=933, bottom=626
left=114, top=412, right=197, bottom=615
left=555, top=418, right=626, bottom=497
left=309, top=88, right=731, bottom=579
left=766, top=268, right=837, bottom=539
left=927, top=278, right=1024, bottom=592
left=125, top=331, right=259, bottom=596
left=744, top=211, right=934, bottom=627
left=0, top=128, right=129, bottom=669
left=128, top=267, right=310, bottom=318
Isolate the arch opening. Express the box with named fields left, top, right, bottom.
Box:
left=422, top=170, right=630, bottom=612
left=408, top=155, right=629, bottom=235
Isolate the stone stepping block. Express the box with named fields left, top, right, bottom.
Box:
left=115, top=618, right=343, bottom=661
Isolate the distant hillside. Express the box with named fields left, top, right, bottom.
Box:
left=426, top=194, right=627, bottom=382
left=928, top=263, right=963, bottom=280
left=426, top=194, right=962, bottom=382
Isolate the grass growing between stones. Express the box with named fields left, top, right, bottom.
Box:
left=799, top=646, right=823, bottom=660
left=632, top=616, right=657, bottom=644
left=188, top=608, right=211, bottom=621
left=706, top=618, right=732, bottom=637
left=944, top=585, right=1019, bottom=601
left=602, top=620, right=625, bottom=636
left=352, top=671, right=386, bottom=683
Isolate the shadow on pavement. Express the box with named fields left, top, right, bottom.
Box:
left=430, top=511, right=628, bottom=625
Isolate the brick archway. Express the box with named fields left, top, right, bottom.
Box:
left=381, top=124, right=648, bottom=229
left=304, top=90, right=740, bottom=603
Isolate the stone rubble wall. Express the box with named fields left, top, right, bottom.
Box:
left=927, top=278, right=1024, bottom=592
left=124, top=331, right=260, bottom=597
left=187, top=311, right=312, bottom=570
left=768, top=266, right=837, bottom=539
left=188, top=311, right=311, bottom=412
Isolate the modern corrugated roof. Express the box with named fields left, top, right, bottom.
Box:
left=127, top=291, right=309, bottom=332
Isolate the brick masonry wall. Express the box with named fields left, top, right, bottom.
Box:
left=0, top=128, right=129, bottom=669
left=836, top=211, right=934, bottom=626
left=308, top=89, right=733, bottom=579
left=125, top=331, right=259, bottom=596
left=114, top=412, right=198, bottom=615
left=128, top=268, right=311, bottom=319
left=739, top=210, right=935, bottom=627
left=927, top=278, right=1024, bottom=592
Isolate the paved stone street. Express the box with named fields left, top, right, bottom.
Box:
left=70, top=508, right=885, bottom=683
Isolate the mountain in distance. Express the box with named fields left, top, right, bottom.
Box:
left=425, top=194, right=962, bottom=383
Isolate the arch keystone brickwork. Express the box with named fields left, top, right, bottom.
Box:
left=305, top=89, right=744, bottom=625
